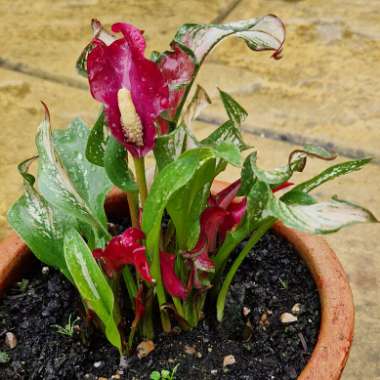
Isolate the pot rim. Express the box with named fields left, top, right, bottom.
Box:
left=0, top=185, right=354, bottom=380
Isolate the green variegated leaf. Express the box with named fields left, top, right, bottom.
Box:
left=154, top=125, right=188, bottom=171
left=302, top=144, right=337, bottom=160
left=239, top=151, right=305, bottom=195
left=76, top=43, right=93, bottom=77
left=85, top=111, right=108, bottom=166
left=167, top=158, right=216, bottom=249
left=218, top=89, right=247, bottom=127
left=142, top=147, right=217, bottom=306
left=279, top=190, right=316, bottom=206
left=212, top=142, right=241, bottom=168
left=36, top=109, right=112, bottom=237
left=214, top=180, right=270, bottom=271
left=17, top=156, right=38, bottom=186
left=266, top=195, right=377, bottom=234
left=104, top=136, right=138, bottom=192
left=64, top=229, right=121, bottom=351
left=201, top=120, right=249, bottom=151
left=283, top=158, right=372, bottom=196
left=8, top=158, right=75, bottom=280
left=174, top=15, right=285, bottom=65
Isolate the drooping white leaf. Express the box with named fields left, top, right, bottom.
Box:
left=174, top=15, right=285, bottom=64
left=267, top=195, right=377, bottom=234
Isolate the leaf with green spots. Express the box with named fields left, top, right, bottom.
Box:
left=64, top=228, right=121, bottom=351
left=283, top=158, right=372, bottom=197
left=85, top=111, right=108, bottom=166
left=302, top=144, right=337, bottom=160
left=154, top=126, right=188, bottom=171
left=238, top=151, right=305, bottom=195
left=104, top=136, right=138, bottom=192
left=202, top=120, right=249, bottom=152
left=218, top=89, right=247, bottom=127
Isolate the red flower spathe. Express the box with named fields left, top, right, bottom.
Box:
left=87, top=21, right=169, bottom=157
left=93, top=227, right=153, bottom=283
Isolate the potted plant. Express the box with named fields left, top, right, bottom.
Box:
left=0, top=15, right=377, bottom=379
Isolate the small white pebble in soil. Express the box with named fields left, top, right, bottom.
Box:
left=5, top=332, right=17, bottom=349
left=242, top=306, right=251, bottom=317
left=211, top=369, right=218, bottom=375
left=184, top=345, right=197, bottom=355
left=223, top=355, right=236, bottom=367
left=280, top=312, right=298, bottom=324
left=41, top=266, right=50, bottom=275
left=93, top=361, right=104, bottom=369
left=136, top=340, right=155, bottom=359
left=208, top=347, right=213, bottom=352
left=196, top=352, right=202, bottom=359
left=291, top=303, right=302, bottom=315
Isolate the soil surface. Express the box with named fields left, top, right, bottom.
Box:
left=0, top=231, right=320, bottom=380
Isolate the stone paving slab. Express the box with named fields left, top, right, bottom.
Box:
left=0, top=0, right=230, bottom=80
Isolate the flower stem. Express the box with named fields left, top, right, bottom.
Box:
left=133, top=157, right=148, bottom=207
left=216, top=218, right=275, bottom=322
left=126, top=192, right=139, bottom=228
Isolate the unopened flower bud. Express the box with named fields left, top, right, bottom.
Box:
left=117, top=88, right=144, bottom=146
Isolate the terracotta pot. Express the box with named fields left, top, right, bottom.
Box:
left=0, top=186, right=354, bottom=379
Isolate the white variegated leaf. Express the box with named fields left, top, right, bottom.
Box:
left=174, top=15, right=285, bottom=64
left=267, top=196, right=377, bottom=234
left=36, top=107, right=112, bottom=235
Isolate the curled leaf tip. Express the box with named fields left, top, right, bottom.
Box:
left=40, top=101, right=50, bottom=121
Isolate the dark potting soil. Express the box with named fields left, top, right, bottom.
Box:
left=0, top=231, right=320, bottom=380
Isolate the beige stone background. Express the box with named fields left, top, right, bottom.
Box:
left=0, top=0, right=379, bottom=378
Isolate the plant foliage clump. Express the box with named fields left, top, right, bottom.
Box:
left=8, top=16, right=377, bottom=355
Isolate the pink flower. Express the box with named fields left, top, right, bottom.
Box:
left=159, top=252, right=188, bottom=300
left=86, top=21, right=169, bottom=157
left=93, top=227, right=152, bottom=282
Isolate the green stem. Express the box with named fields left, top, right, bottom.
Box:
left=133, top=157, right=148, bottom=207
left=216, top=218, right=275, bottom=322
left=140, top=289, right=154, bottom=339
left=126, top=192, right=139, bottom=228
left=122, top=267, right=137, bottom=305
